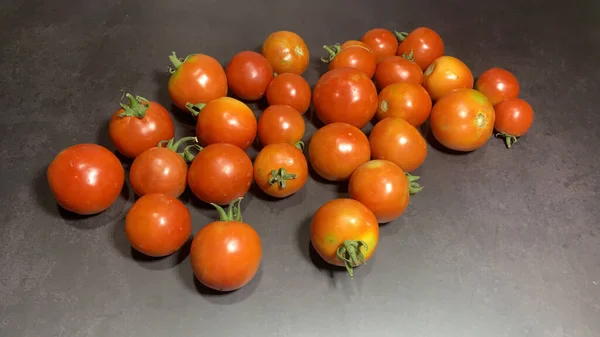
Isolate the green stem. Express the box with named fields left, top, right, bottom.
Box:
left=320, top=43, right=341, bottom=63
left=185, top=102, right=207, bottom=118
left=168, top=51, right=184, bottom=74
left=405, top=173, right=424, bottom=195
left=394, top=30, right=409, bottom=42
left=402, top=49, right=415, bottom=62
left=294, top=141, right=305, bottom=152
left=118, top=93, right=149, bottom=118
left=210, top=197, right=244, bottom=221
left=181, top=144, right=203, bottom=162
left=157, top=136, right=201, bottom=162
left=268, top=168, right=297, bottom=189
left=335, top=240, right=368, bottom=278
left=495, top=132, right=518, bottom=149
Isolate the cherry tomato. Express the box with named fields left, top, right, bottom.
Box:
left=253, top=143, right=308, bottom=198
left=310, top=198, right=379, bottom=277
left=187, top=143, right=253, bottom=205
left=168, top=52, right=227, bottom=112
left=313, top=67, right=378, bottom=129
left=257, top=105, right=305, bottom=147
left=226, top=51, right=274, bottom=101
left=360, top=28, right=399, bottom=61
left=374, top=55, right=423, bottom=89
left=47, top=144, right=124, bottom=215
left=125, top=193, right=192, bottom=257
left=494, top=98, right=534, bottom=148
left=190, top=198, right=262, bottom=292
left=396, top=27, right=444, bottom=70
left=129, top=137, right=197, bottom=198
left=369, top=117, right=427, bottom=172
left=475, top=67, right=520, bottom=105
left=266, top=73, right=311, bottom=114
left=376, top=83, right=432, bottom=127
left=192, top=97, right=257, bottom=150
left=321, top=44, right=377, bottom=78
left=108, top=94, right=175, bottom=159
left=261, top=31, right=309, bottom=75
left=423, top=56, right=474, bottom=101
left=340, top=40, right=372, bottom=52
left=308, top=122, right=370, bottom=181
left=430, top=88, right=495, bottom=151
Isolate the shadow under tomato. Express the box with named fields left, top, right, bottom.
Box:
left=96, top=118, right=114, bottom=151
left=307, top=161, right=349, bottom=197
left=310, top=55, right=329, bottom=78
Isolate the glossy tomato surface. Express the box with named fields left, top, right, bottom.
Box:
left=47, top=144, right=124, bottom=215
left=257, top=105, right=305, bottom=147
left=125, top=193, right=191, bottom=257
left=261, top=31, right=309, bottom=75
left=494, top=98, right=534, bottom=148
left=226, top=51, right=274, bottom=101
left=340, top=40, right=372, bottom=51
left=423, top=56, right=474, bottom=101
left=396, top=27, right=445, bottom=70
left=475, top=67, right=520, bottom=105
left=195, top=97, right=257, bottom=150
left=313, top=67, right=378, bottom=129
left=376, top=82, right=432, bottom=127
left=308, top=122, right=370, bottom=181
left=129, top=147, right=188, bottom=198
left=325, top=45, right=377, bottom=78
left=253, top=143, right=308, bottom=198
left=369, top=117, right=427, bottom=172
left=374, top=55, right=423, bottom=89
left=265, top=73, right=311, bottom=114
left=360, top=28, right=399, bottom=61
left=430, top=88, right=495, bottom=151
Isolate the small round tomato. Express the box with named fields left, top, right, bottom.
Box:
left=187, top=143, right=253, bottom=205
left=109, top=94, right=175, bottom=159
left=129, top=137, right=197, bottom=198
left=266, top=73, right=311, bottom=114
left=47, top=144, right=124, bottom=215
left=494, top=98, right=534, bottom=148
left=313, top=68, right=378, bottom=129
left=369, top=117, right=427, bottom=172
left=226, top=51, right=274, bottom=101
left=310, top=198, right=379, bottom=277
left=360, top=28, right=398, bottom=61
left=253, top=143, right=308, bottom=198
left=261, top=31, right=309, bottom=75
left=321, top=44, right=377, bottom=78
left=191, top=198, right=262, bottom=291
left=396, top=27, right=444, bottom=70
left=374, top=55, right=423, bottom=89
left=168, top=52, right=228, bottom=112
left=430, top=89, right=495, bottom=151
left=308, top=122, right=370, bottom=181
left=125, top=193, right=192, bottom=257
left=475, top=67, right=520, bottom=105
left=192, top=97, right=257, bottom=150
left=423, top=56, right=474, bottom=101
left=257, top=105, right=305, bottom=146
left=340, top=40, right=372, bottom=51
left=376, top=83, right=432, bottom=127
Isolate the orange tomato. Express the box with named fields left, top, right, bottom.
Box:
left=360, top=28, right=399, bottom=61
left=369, top=117, right=427, bottom=172
left=374, top=55, right=423, bottom=89
left=475, top=67, right=520, bottom=105
left=423, top=56, right=473, bottom=101
left=340, top=40, right=373, bottom=52
left=494, top=98, right=534, bottom=148
left=376, top=83, right=432, bottom=127
left=253, top=143, right=308, bottom=198
left=321, top=44, right=377, bottom=78
left=266, top=73, right=311, bottom=114
left=257, top=105, right=305, bottom=147
left=261, top=31, right=309, bottom=75
left=396, top=27, right=444, bottom=70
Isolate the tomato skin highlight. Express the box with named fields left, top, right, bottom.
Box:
left=475, top=67, right=520, bottom=106
left=396, top=27, right=445, bottom=70
left=266, top=73, right=311, bottom=114
left=374, top=55, right=423, bottom=89
left=129, top=147, right=188, bottom=198
left=369, top=117, right=427, bottom=172
left=323, top=44, right=377, bottom=78
left=226, top=51, right=274, bottom=101
left=125, top=193, right=192, bottom=257
left=261, top=31, right=309, bottom=75
left=376, top=82, right=432, bottom=127
left=253, top=143, right=308, bottom=198
left=494, top=98, right=534, bottom=148
left=423, top=56, right=474, bottom=101
left=360, top=28, right=399, bottom=61
left=257, top=105, right=305, bottom=147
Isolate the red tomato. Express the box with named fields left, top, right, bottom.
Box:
left=108, top=94, right=175, bottom=159
left=47, top=144, right=124, bottom=215
left=266, top=73, right=311, bottom=114
left=190, top=198, right=262, bottom=291
left=423, top=56, right=474, bottom=101
left=310, top=198, right=379, bottom=277
left=494, top=98, right=534, bottom=148
left=430, top=89, right=495, bottom=151
left=168, top=52, right=227, bottom=112
left=193, top=97, right=257, bottom=150
left=125, top=193, right=192, bottom=257
left=369, top=117, right=427, bottom=172
left=376, top=83, right=432, bottom=127
left=313, top=68, right=378, bottom=129
left=374, top=55, right=423, bottom=89
left=129, top=137, right=197, bottom=198
left=253, top=143, right=308, bottom=198
left=321, top=44, right=377, bottom=78
left=475, top=67, right=520, bottom=105
left=257, top=105, right=305, bottom=147
left=396, top=27, right=445, bottom=70
left=226, top=51, right=274, bottom=101
left=261, top=31, right=309, bottom=75
left=187, top=143, right=253, bottom=205
left=360, top=28, right=399, bottom=61
left=308, top=122, right=370, bottom=181
left=340, top=40, right=373, bottom=52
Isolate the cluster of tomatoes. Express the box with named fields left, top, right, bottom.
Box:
left=46, top=27, right=534, bottom=291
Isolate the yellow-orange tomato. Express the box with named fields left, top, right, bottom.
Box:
left=423, top=56, right=473, bottom=101
left=261, top=31, right=309, bottom=75
left=376, top=83, right=432, bottom=127
left=369, top=117, right=427, bottom=172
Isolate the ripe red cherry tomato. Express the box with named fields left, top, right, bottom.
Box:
left=257, top=105, right=305, bottom=147
left=168, top=52, right=228, bottom=112
left=423, top=56, right=474, bottom=101
left=266, top=73, right=311, bottom=114
left=374, top=55, right=423, bottom=89
left=261, top=31, right=309, bottom=75
left=108, top=93, right=175, bottom=159
left=494, top=98, right=534, bottom=148
left=226, top=51, right=274, bottom=101
left=47, top=144, right=124, bottom=215
left=321, top=44, right=377, bottom=78
left=313, top=68, right=378, bottom=129
left=125, top=193, right=192, bottom=257
left=376, top=82, right=432, bottom=127
left=253, top=143, right=308, bottom=198
left=360, top=28, right=399, bottom=61
left=369, top=117, right=427, bottom=172
left=340, top=40, right=373, bottom=52
left=475, top=67, right=520, bottom=105
left=308, top=122, right=370, bottom=181
left=187, top=143, right=253, bottom=205
left=396, top=27, right=445, bottom=70
left=190, top=198, right=262, bottom=292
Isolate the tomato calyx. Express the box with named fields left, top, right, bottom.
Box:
left=495, top=132, right=518, bottom=149
left=118, top=93, right=149, bottom=119
left=394, top=30, right=409, bottom=42
left=294, top=141, right=305, bottom=152
left=402, top=49, right=416, bottom=62
left=268, top=168, right=297, bottom=189
left=168, top=51, right=188, bottom=74
left=184, top=102, right=207, bottom=118
left=211, top=197, right=243, bottom=222
left=320, top=43, right=342, bottom=63
left=405, top=173, right=424, bottom=195
left=158, top=136, right=202, bottom=162
left=336, top=240, right=368, bottom=278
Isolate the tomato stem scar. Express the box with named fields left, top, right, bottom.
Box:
left=336, top=240, right=368, bottom=278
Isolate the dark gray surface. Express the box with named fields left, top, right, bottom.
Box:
left=1, top=0, right=599, bottom=336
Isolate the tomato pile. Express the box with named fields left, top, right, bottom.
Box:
left=47, top=27, right=535, bottom=289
